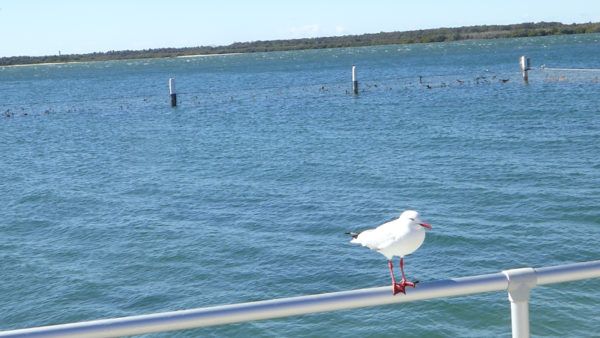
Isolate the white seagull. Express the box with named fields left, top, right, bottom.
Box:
left=346, top=210, right=432, bottom=295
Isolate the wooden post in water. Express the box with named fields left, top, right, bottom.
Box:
left=169, top=78, right=177, bottom=107
left=352, top=66, right=358, bottom=94
left=520, top=56, right=531, bottom=83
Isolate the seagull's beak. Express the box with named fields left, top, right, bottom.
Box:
left=420, top=222, right=432, bottom=229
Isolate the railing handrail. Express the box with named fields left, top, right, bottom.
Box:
left=1, top=260, right=599, bottom=338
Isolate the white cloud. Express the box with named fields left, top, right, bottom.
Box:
left=289, top=24, right=321, bottom=38
left=285, top=24, right=348, bottom=39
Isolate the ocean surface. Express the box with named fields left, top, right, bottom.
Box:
left=1, top=34, right=599, bottom=337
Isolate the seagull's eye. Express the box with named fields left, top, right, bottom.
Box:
left=409, top=218, right=415, bottom=221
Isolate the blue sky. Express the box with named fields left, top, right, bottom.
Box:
left=1, top=0, right=599, bottom=57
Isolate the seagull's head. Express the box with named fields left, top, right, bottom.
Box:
left=401, top=210, right=432, bottom=230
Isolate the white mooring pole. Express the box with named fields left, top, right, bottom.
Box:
left=352, top=66, right=358, bottom=94
left=169, top=78, right=177, bottom=107
left=520, top=56, right=531, bottom=83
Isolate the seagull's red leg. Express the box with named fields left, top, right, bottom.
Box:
left=399, top=257, right=418, bottom=288
left=388, top=260, right=396, bottom=284
left=389, top=260, right=406, bottom=295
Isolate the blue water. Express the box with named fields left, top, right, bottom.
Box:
left=1, top=34, right=600, bottom=337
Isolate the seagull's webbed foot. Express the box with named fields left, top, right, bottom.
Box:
left=392, top=283, right=406, bottom=295
left=403, top=280, right=419, bottom=288
left=392, top=280, right=419, bottom=295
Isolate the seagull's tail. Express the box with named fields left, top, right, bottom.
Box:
left=345, top=231, right=361, bottom=239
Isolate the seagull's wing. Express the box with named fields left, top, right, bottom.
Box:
left=352, top=228, right=395, bottom=250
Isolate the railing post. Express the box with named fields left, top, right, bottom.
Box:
left=503, top=268, right=537, bottom=338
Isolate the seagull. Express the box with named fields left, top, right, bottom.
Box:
left=346, top=210, right=432, bottom=295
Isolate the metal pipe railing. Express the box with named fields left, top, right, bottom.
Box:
left=1, top=260, right=599, bottom=338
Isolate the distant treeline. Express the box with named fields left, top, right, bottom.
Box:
left=3, top=21, right=600, bottom=66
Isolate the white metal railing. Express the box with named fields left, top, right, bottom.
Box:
left=1, top=260, right=599, bottom=338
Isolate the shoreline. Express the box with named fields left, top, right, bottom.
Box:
left=0, top=52, right=244, bottom=68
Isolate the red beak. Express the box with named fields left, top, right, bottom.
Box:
left=420, top=222, right=432, bottom=229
